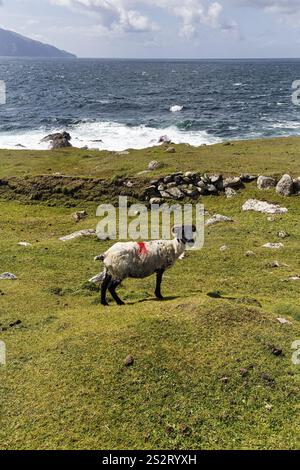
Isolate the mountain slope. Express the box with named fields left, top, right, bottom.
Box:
left=0, top=28, right=76, bottom=58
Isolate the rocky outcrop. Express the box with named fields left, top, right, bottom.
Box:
left=41, top=131, right=72, bottom=149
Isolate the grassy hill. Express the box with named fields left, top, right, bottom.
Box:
left=0, top=137, right=299, bottom=450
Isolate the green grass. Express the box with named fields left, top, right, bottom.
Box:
left=0, top=139, right=300, bottom=450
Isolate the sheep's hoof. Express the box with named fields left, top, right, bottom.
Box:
left=101, top=301, right=109, bottom=307
left=155, top=294, right=164, bottom=301
left=117, top=301, right=125, bottom=306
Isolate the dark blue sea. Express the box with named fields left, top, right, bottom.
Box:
left=1, top=58, right=300, bottom=150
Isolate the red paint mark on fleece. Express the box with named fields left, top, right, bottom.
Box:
left=137, top=242, right=148, bottom=256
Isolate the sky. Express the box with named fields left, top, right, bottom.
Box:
left=1, top=0, right=300, bottom=58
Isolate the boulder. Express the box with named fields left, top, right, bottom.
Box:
left=163, top=187, right=184, bottom=200
left=242, top=199, right=288, bottom=214
left=276, top=174, right=294, bottom=197
left=148, top=160, right=161, bottom=171
left=225, top=187, right=237, bottom=198
left=293, top=177, right=300, bottom=193
left=240, top=174, right=257, bottom=183
left=257, top=175, right=277, bottom=190
left=206, top=184, right=218, bottom=194
left=223, top=176, right=244, bottom=189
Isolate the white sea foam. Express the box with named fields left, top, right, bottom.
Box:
left=0, top=121, right=221, bottom=151
left=170, top=105, right=183, bottom=112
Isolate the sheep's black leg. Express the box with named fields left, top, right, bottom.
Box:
left=109, top=281, right=125, bottom=306
left=155, top=269, right=165, bottom=300
left=101, top=274, right=111, bottom=306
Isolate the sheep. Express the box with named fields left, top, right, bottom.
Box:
left=93, top=225, right=196, bottom=306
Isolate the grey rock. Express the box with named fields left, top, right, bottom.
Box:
left=210, top=174, right=222, bottom=185
left=148, top=160, right=161, bottom=171
left=225, top=187, right=237, bottom=198
left=223, top=176, right=243, bottom=189
left=206, top=214, right=234, bottom=226
left=276, top=174, right=294, bottom=197
left=240, top=174, right=257, bottom=182
left=18, top=241, right=32, bottom=247
left=150, top=198, right=163, bottom=205
left=257, top=175, right=277, bottom=190
left=207, top=184, right=218, bottom=194
left=165, top=187, right=184, bottom=200
left=59, top=229, right=96, bottom=242
left=263, top=243, right=284, bottom=249
left=0, top=272, right=17, bottom=280
left=278, top=231, right=289, bottom=239
left=242, top=199, right=288, bottom=214
left=165, top=147, right=176, bottom=154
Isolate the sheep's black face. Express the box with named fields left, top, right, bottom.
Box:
left=172, top=225, right=196, bottom=245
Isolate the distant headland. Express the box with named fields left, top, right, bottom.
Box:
left=0, top=27, right=76, bottom=58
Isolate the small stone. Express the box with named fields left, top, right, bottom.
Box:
left=18, top=242, right=32, bottom=247
left=276, top=317, right=292, bottom=325
left=288, top=276, right=300, bottom=281
left=72, top=211, right=88, bottom=223
left=124, top=355, right=135, bottom=367
left=245, top=250, right=255, bottom=257
left=263, top=243, right=284, bottom=249
left=220, top=376, right=229, bottom=383
left=278, top=231, right=289, bottom=239
left=271, top=348, right=283, bottom=357
left=220, top=245, right=228, bottom=252
left=0, top=273, right=17, bottom=280
left=240, top=368, right=249, bottom=377
left=265, top=403, right=273, bottom=412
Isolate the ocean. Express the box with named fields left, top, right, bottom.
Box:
left=1, top=58, right=300, bottom=151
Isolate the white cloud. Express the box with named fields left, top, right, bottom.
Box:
left=234, top=0, right=300, bottom=26
left=51, top=0, right=237, bottom=37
